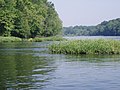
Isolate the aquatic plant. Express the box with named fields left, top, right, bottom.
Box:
left=29, top=36, right=66, bottom=42
left=0, top=37, right=22, bottom=42
left=49, top=39, right=120, bottom=55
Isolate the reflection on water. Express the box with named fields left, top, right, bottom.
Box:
left=0, top=55, right=56, bottom=90
left=0, top=42, right=56, bottom=90
left=0, top=41, right=120, bottom=90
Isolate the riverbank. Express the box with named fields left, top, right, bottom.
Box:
left=0, top=37, right=22, bottom=42
left=0, top=36, right=66, bottom=42
left=49, top=39, right=120, bottom=55
left=28, top=36, right=66, bottom=42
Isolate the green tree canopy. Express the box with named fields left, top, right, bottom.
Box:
left=0, top=0, right=62, bottom=38
left=63, top=18, right=120, bottom=36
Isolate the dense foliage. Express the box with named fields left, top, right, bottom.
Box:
left=49, top=39, right=120, bottom=55
left=63, top=18, right=120, bottom=36
left=0, top=0, right=62, bottom=38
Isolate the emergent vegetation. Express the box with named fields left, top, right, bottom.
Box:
left=0, top=0, right=62, bottom=38
left=0, top=37, right=22, bottom=42
left=63, top=18, right=120, bottom=36
left=49, top=39, right=120, bottom=55
left=28, top=36, right=66, bottom=42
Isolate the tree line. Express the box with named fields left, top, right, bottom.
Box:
left=63, top=18, right=120, bottom=36
left=0, top=0, right=62, bottom=38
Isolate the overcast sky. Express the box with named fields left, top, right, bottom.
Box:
left=48, top=0, right=120, bottom=27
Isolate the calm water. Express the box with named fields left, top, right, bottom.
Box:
left=1, top=36, right=120, bottom=90
left=64, top=36, right=120, bottom=40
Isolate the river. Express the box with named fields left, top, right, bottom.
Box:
left=1, top=36, right=120, bottom=90
left=64, top=36, right=120, bottom=40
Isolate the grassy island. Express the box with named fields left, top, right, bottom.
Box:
left=49, top=39, right=120, bottom=55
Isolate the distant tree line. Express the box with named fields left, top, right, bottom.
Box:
left=63, top=18, right=120, bottom=36
left=0, top=0, right=62, bottom=38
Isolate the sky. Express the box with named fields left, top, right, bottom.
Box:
left=48, top=0, right=120, bottom=27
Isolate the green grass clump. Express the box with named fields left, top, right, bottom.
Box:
left=29, top=36, right=66, bottom=42
left=0, top=37, right=22, bottom=42
left=49, top=39, right=120, bottom=55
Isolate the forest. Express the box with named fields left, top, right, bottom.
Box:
left=0, top=0, right=62, bottom=38
left=63, top=18, right=120, bottom=36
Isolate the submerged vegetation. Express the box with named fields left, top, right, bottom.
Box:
left=49, top=39, right=120, bottom=55
left=0, top=37, right=22, bottom=42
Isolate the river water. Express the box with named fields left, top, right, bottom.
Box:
left=1, top=36, right=120, bottom=90
left=64, top=36, right=120, bottom=40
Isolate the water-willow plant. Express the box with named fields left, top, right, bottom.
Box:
left=28, top=36, right=66, bottom=42
left=49, top=39, right=120, bottom=55
left=0, top=37, right=22, bottom=42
